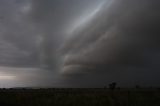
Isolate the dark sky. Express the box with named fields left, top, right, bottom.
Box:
left=0, top=0, right=160, bottom=88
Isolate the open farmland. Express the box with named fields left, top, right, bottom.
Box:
left=0, top=88, right=160, bottom=106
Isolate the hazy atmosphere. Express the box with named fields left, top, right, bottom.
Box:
left=0, top=0, right=160, bottom=88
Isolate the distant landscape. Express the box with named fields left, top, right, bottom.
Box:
left=0, top=88, right=160, bottom=106
left=0, top=0, right=159, bottom=106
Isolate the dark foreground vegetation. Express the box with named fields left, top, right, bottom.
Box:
left=0, top=88, right=160, bottom=106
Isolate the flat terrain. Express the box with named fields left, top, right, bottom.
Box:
left=0, top=88, right=160, bottom=106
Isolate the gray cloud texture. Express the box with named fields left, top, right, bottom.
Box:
left=0, top=0, right=39, bottom=67
left=0, top=0, right=159, bottom=87
left=60, top=0, right=160, bottom=87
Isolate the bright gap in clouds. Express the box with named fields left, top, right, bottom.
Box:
left=0, top=75, right=16, bottom=80
left=0, top=71, right=16, bottom=80
left=0, top=72, right=17, bottom=88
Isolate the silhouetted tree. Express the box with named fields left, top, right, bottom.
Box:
left=109, top=82, right=117, bottom=90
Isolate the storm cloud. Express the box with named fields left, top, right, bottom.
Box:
left=0, top=0, right=160, bottom=87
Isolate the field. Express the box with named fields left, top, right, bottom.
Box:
left=0, top=88, right=160, bottom=106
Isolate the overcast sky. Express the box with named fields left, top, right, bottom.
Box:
left=0, top=0, right=160, bottom=88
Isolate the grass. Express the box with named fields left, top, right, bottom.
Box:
left=0, top=88, right=160, bottom=106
